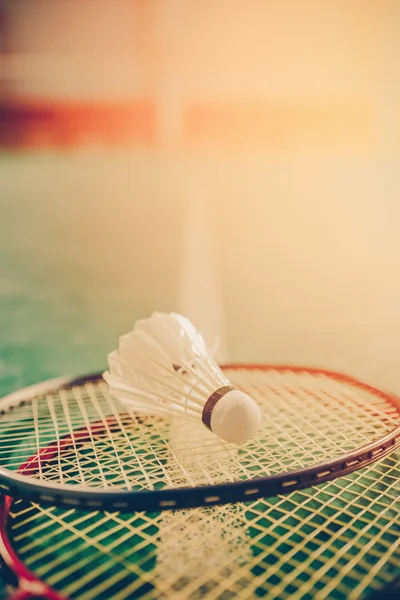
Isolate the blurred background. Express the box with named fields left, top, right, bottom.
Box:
left=1, top=0, right=400, bottom=396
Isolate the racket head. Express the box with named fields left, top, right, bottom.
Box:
left=0, top=452, right=398, bottom=600
left=0, top=365, right=398, bottom=511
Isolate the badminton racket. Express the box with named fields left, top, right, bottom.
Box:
left=0, top=366, right=398, bottom=512
left=0, top=452, right=398, bottom=599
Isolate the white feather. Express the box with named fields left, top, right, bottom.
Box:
left=103, top=312, right=261, bottom=444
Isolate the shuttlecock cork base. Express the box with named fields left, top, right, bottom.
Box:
left=201, top=385, right=261, bottom=444
left=103, top=312, right=261, bottom=445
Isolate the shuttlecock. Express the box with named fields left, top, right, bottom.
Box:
left=103, top=312, right=261, bottom=444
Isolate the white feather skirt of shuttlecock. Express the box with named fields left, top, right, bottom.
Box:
left=103, top=312, right=262, bottom=444
left=104, top=312, right=229, bottom=419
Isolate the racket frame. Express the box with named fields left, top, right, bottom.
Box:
left=0, top=365, right=398, bottom=512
